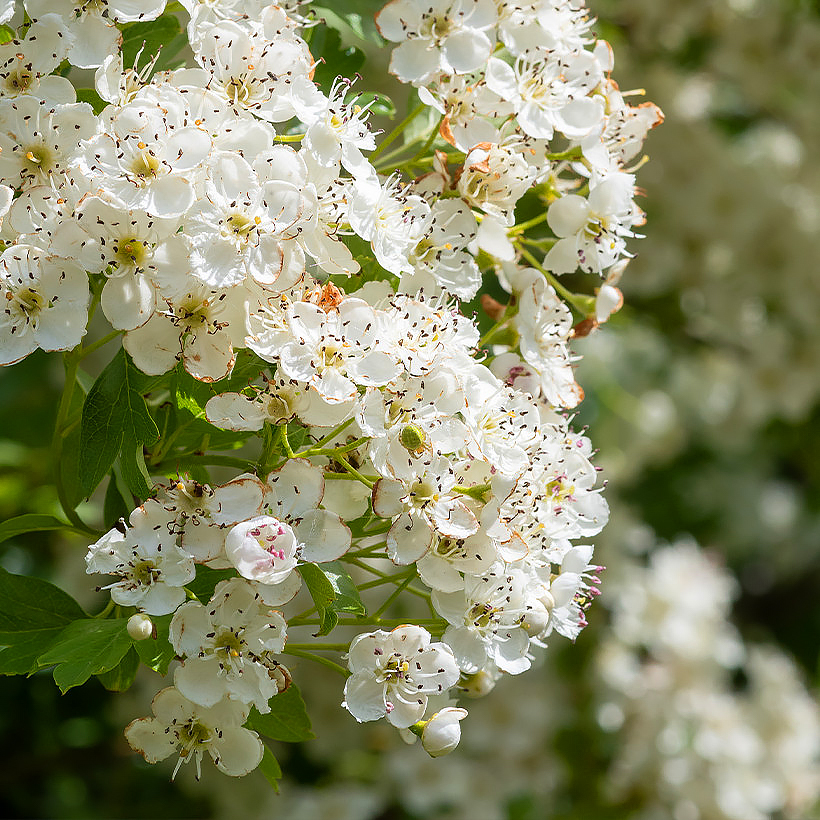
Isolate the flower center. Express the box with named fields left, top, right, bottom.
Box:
left=132, top=559, right=159, bottom=586
left=114, top=237, right=149, bottom=268
left=131, top=151, right=160, bottom=184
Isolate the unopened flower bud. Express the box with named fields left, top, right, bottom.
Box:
left=521, top=601, right=552, bottom=637
left=421, top=708, right=468, bottom=758
left=127, top=613, right=154, bottom=641
left=458, top=669, right=496, bottom=698
left=399, top=423, right=426, bottom=453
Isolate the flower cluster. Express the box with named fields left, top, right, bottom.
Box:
left=0, top=0, right=659, bottom=781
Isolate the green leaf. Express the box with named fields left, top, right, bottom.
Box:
left=186, top=567, right=236, bottom=604
left=298, top=562, right=366, bottom=635
left=355, top=91, right=396, bottom=118
left=309, top=26, right=366, bottom=93
left=0, top=572, right=84, bottom=673
left=75, top=88, right=107, bottom=115
left=0, top=24, right=14, bottom=44
left=79, top=349, right=160, bottom=499
left=38, top=618, right=133, bottom=693
left=297, top=563, right=337, bottom=636
left=134, top=614, right=176, bottom=675
left=258, top=746, right=282, bottom=793
left=312, top=5, right=385, bottom=45
left=103, top=470, right=131, bottom=530
left=247, top=684, right=315, bottom=743
left=96, top=646, right=139, bottom=692
left=121, top=14, right=182, bottom=70
left=0, top=514, right=71, bottom=546
left=322, top=562, right=367, bottom=616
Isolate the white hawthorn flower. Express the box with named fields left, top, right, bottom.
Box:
left=457, top=141, right=535, bottom=225
left=122, top=276, right=251, bottom=382
left=170, top=578, right=287, bottom=713
left=25, top=0, right=167, bottom=68
left=85, top=501, right=194, bottom=616
left=57, top=195, right=188, bottom=332
left=155, top=475, right=267, bottom=563
left=545, top=172, right=643, bottom=276
left=266, top=458, right=352, bottom=564
left=273, top=298, right=401, bottom=404
left=376, top=0, right=497, bottom=86
left=417, top=531, right=498, bottom=593
left=495, top=425, right=609, bottom=553
left=461, top=367, right=542, bottom=477
left=125, top=686, right=263, bottom=779
left=296, top=78, right=378, bottom=179
left=75, top=86, right=212, bottom=219
left=193, top=18, right=318, bottom=122
left=434, top=564, right=533, bottom=674
left=0, top=15, right=75, bottom=103
left=485, top=51, right=604, bottom=141
left=0, top=244, right=89, bottom=366
left=225, top=515, right=300, bottom=587
left=372, top=454, right=478, bottom=565
left=0, top=96, right=97, bottom=190
left=408, top=198, right=481, bottom=300
left=348, top=175, right=432, bottom=276
left=185, top=150, right=305, bottom=290
left=343, top=626, right=461, bottom=728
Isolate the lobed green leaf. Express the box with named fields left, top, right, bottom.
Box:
left=38, top=618, right=133, bottom=693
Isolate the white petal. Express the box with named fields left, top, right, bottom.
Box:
left=211, top=727, right=264, bottom=776
left=343, top=673, right=386, bottom=722
left=267, top=458, right=324, bottom=519
left=296, top=509, right=352, bottom=562
left=387, top=513, right=433, bottom=564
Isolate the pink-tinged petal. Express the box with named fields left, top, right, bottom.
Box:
left=267, top=458, right=324, bottom=519
left=390, top=39, right=441, bottom=85
left=296, top=510, right=352, bottom=563
left=372, top=478, right=405, bottom=519
left=387, top=513, right=433, bottom=564
left=343, top=673, right=387, bottom=722
left=441, top=30, right=492, bottom=74
left=211, top=727, right=264, bottom=776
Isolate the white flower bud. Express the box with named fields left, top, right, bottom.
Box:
left=421, top=708, right=468, bottom=758
left=457, top=669, right=497, bottom=698
left=127, top=613, right=154, bottom=641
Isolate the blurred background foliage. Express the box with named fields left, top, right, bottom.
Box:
left=2, top=0, right=819, bottom=817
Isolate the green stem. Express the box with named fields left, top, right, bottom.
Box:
left=286, top=642, right=349, bottom=651
left=405, top=113, right=445, bottom=166
left=154, top=454, right=256, bottom=472
left=273, top=133, right=305, bottom=143
left=517, top=243, right=592, bottom=315
left=370, top=102, right=425, bottom=160
left=280, top=424, right=295, bottom=459
left=299, top=418, right=354, bottom=454
left=331, top=455, right=375, bottom=488
left=79, top=329, right=122, bottom=359
left=509, top=212, right=548, bottom=235
left=281, top=648, right=349, bottom=677
left=372, top=569, right=417, bottom=619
